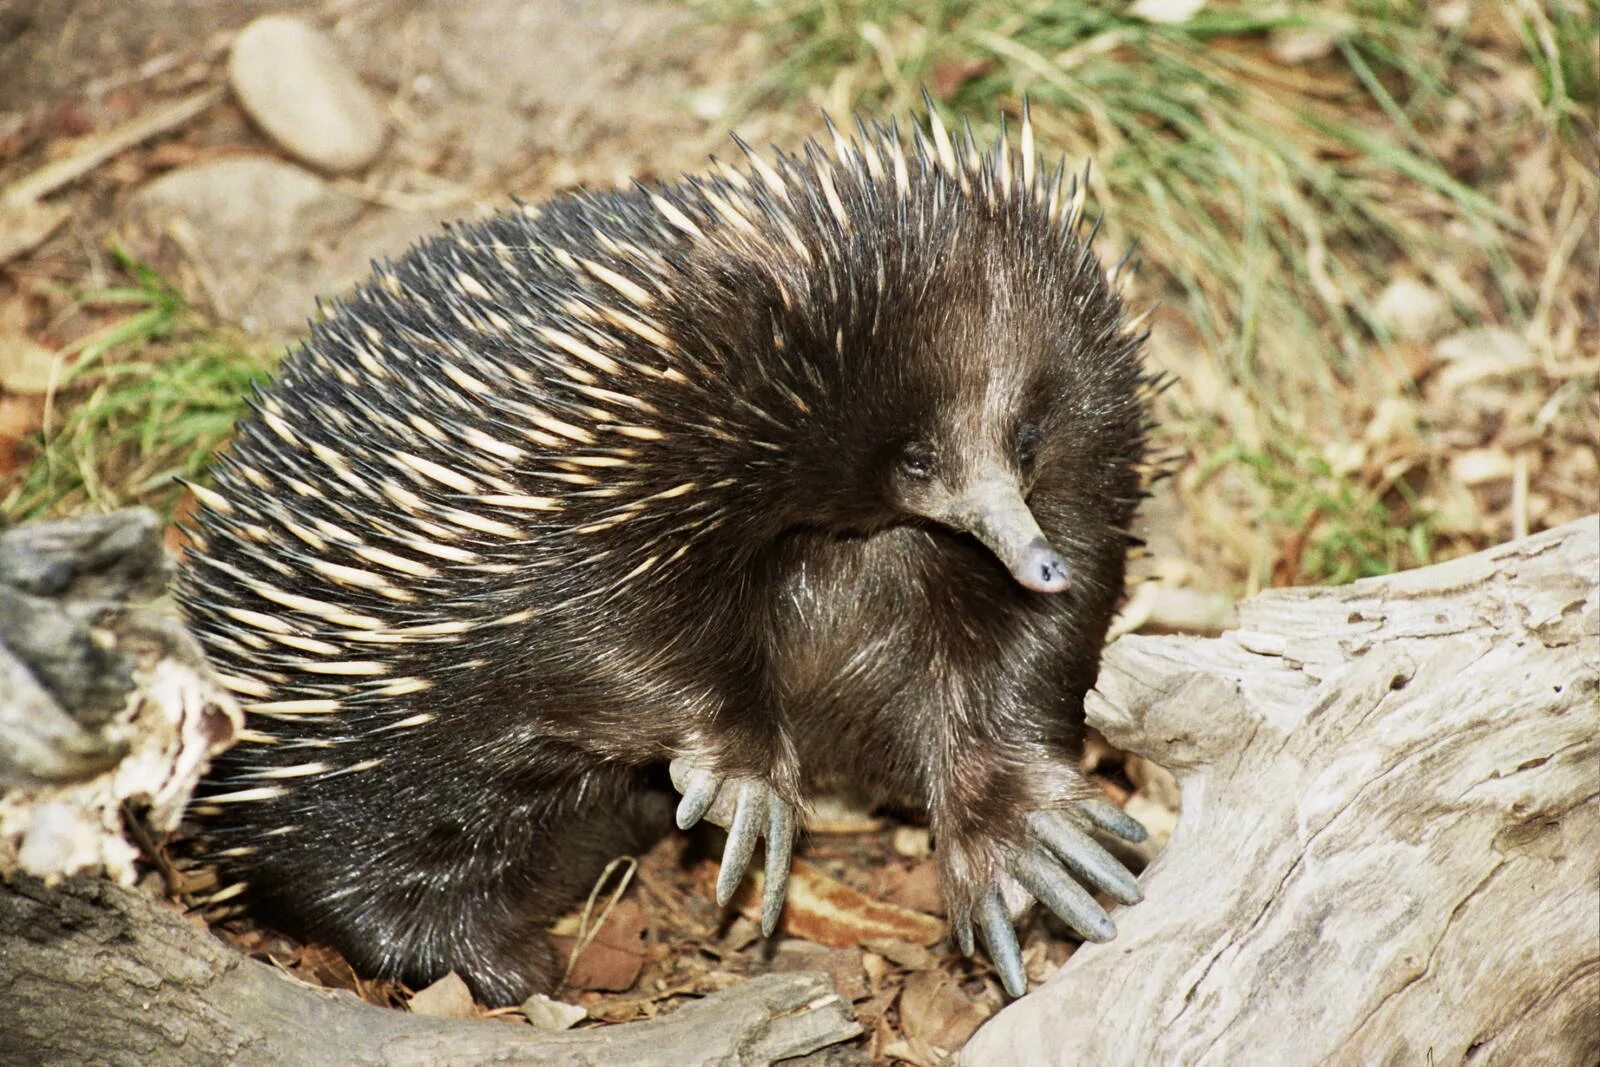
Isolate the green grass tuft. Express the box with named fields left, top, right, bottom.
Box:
left=4, top=250, right=278, bottom=524
left=1200, top=441, right=1436, bottom=586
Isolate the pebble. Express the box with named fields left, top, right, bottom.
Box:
left=1433, top=326, right=1532, bottom=369
left=127, top=156, right=363, bottom=332
left=1128, top=0, right=1206, bottom=24
left=1373, top=277, right=1451, bottom=341
left=1269, top=26, right=1338, bottom=64
left=229, top=14, right=386, bottom=174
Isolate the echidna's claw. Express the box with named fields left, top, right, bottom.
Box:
left=668, top=757, right=799, bottom=927
left=1011, top=842, right=1115, bottom=943
left=717, top=780, right=766, bottom=905
left=674, top=767, right=720, bottom=830
left=959, top=803, right=1147, bottom=997
left=977, top=885, right=1026, bottom=998
left=762, top=800, right=797, bottom=935
left=1081, top=798, right=1149, bottom=844
left=954, top=911, right=976, bottom=957
left=1027, top=810, right=1143, bottom=906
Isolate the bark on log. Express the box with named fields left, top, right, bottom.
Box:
left=964, top=517, right=1599, bottom=1066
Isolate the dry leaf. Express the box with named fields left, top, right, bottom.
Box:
left=0, top=323, right=58, bottom=394
left=770, top=941, right=869, bottom=1001
left=552, top=896, right=647, bottom=992
left=408, top=972, right=476, bottom=1018
left=521, top=993, right=587, bottom=1031
left=880, top=859, right=946, bottom=917
left=898, top=969, right=992, bottom=1054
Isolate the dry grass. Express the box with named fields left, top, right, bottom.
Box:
left=701, top=0, right=1598, bottom=589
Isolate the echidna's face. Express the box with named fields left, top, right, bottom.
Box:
left=680, top=115, right=1148, bottom=596
left=883, top=412, right=1069, bottom=594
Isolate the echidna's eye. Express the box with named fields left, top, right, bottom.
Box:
left=1016, top=422, right=1043, bottom=472
left=899, top=442, right=937, bottom=482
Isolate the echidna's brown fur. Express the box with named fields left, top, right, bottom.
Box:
left=179, top=104, right=1154, bottom=1006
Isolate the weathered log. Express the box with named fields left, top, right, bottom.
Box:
left=964, top=517, right=1599, bottom=1065
left=0, top=510, right=240, bottom=881
left=0, top=874, right=861, bottom=1066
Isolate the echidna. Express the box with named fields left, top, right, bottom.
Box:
left=179, top=99, right=1155, bottom=1006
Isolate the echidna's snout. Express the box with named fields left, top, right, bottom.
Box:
left=949, top=478, right=1070, bottom=594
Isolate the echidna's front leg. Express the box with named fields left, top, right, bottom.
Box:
left=954, top=802, right=1147, bottom=996
left=668, top=757, right=799, bottom=934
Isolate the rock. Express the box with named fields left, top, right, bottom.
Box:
left=1269, top=26, right=1339, bottom=64
left=229, top=14, right=387, bottom=174
left=1128, top=0, right=1207, bottom=25
left=1433, top=326, right=1532, bottom=369
left=1373, top=277, right=1451, bottom=341
left=126, top=156, right=364, bottom=334
left=1450, top=448, right=1515, bottom=487
left=329, top=0, right=720, bottom=185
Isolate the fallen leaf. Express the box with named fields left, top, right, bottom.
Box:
left=0, top=201, right=71, bottom=266
left=0, top=392, right=45, bottom=478
left=892, top=826, right=931, bottom=858
left=521, top=992, right=587, bottom=1031
left=770, top=941, right=869, bottom=1001
left=930, top=58, right=995, bottom=101
left=0, top=322, right=58, bottom=393
left=552, top=897, right=648, bottom=992
left=899, top=969, right=992, bottom=1055
left=291, top=943, right=364, bottom=993
left=408, top=972, right=476, bottom=1018
left=861, top=938, right=935, bottom=971
left=880, top=859, right=946, bottom=917
left=806, top=793, right=883, bottom=834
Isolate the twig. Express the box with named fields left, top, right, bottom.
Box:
left=1, top=87, right=223, bottom=207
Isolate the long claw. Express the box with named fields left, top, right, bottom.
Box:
left=1029, top=811, right=1143, bottom=905
left=716, top=782, right=766, bottom=906
left=1012, top=846, right=1116, bottom=942
left=955, top=914, right=975, bottom=957
left=1081, top=798, right=1148, bottom=844
left=977, top=885, right=1026, bottom=997
left=761, top=801, right=797, bottom=936
left=675, top=769, right=720, bottom=830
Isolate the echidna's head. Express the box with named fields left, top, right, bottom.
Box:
left=685, top=111, right=1150, bottom=596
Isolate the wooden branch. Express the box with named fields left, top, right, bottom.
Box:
left=0, top=875, right=860, bottom=1066
left=964, top=517, right=1599, bottom=1065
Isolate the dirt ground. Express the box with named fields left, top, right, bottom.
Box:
left=0, top=0, right=1592, bottom=1063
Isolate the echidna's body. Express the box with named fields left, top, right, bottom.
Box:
left=181, top=107, right=1153, bottom=1005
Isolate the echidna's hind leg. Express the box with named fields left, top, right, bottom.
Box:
left=433, top=769, right=673, bottom=1005
left=209, top=756, right=673, bottom=1007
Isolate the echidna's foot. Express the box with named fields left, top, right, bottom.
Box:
left=668, top=756, right=799, bottom=935
left=954, top=802, right=1147, bottom=997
